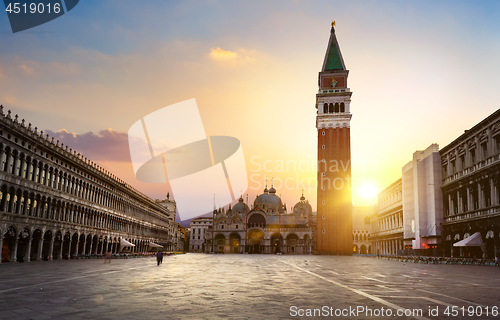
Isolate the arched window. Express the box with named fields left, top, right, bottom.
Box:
left=340, top=102, right=345, bottom=112
left=323, top=103, right=328, bottom=114
left=334, top=103, right=339, bottom=113
left=328, top=103, right=333, bottom=113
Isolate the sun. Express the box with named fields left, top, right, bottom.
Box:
left=358, top=181, right=378, bottom=199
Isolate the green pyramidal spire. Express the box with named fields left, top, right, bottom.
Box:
left=322, top=25, right=346, bottom=71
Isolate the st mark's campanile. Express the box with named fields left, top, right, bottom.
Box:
left=316, top=23, right=353, bottom=254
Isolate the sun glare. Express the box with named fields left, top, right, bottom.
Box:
left=358, top=181, right=378, bottom=199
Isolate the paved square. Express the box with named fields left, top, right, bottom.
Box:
left=0, top=254, right=499, bottom=319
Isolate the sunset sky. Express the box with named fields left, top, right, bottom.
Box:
left=1, top=1, right=500, bottom=220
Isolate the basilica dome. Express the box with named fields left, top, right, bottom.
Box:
left=293, top=193, right=312, bottom=217
left=232, top=196, right=249, bottom=214
left=254, top=188, right=283, bottom=212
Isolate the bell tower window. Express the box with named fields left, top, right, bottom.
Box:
left=340, top=102, right=345, bottom=112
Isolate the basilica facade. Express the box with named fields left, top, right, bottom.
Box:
left=0, top=106, right=177, bottom=263
left=205, top=185, right=314, bottom=254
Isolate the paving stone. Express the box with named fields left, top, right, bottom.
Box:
left=1, top=255, right=499, bottom=319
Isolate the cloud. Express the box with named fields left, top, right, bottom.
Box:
left=19, top=64, right=36, bottom=75
left=210, top=47, right=238, bottom=61
left=4, top=95, right=16, bottom=104
left=45, top=128, right=131, bottom=162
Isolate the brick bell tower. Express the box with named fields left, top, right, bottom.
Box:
left=316, top=22, right=353, bottom=254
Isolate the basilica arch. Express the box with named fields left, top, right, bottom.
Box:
left=248, top=229, right=264, bottom=254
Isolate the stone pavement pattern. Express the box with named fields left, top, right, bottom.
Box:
left=0, top=254, right=499, bottom=320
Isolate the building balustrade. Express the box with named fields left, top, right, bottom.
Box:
left=444, top=154, right=500, bottom=185
left=443, top=206, right=500, bottom=224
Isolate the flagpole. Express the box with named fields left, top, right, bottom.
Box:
left=245, top=193, right=248, bottom=254
left=212, top=194, right=215, bottom=253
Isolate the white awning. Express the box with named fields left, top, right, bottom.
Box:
left=120, top=239, right=136, bottom=247
left=148, top=242, right=163, bottom=248
left=453, top=232, right=483, bottom=247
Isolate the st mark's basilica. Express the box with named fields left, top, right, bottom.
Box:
left=206, top=183, right=315, bottom=254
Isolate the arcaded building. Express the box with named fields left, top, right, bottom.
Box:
left=352, top=206, right=374, bottom=254
left=371, top=179, right=404, bottom=255
left=440, top=109, right=500, bottom=259
left=206, top=186, right=314, bottom=254
left=0, top=106, right=176, bottom=262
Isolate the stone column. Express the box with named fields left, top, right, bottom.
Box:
left=457, top=190, right=461, bottom=213
left=449, top=194, right=453, bottom=215
left=22, top=196, right=28, bottom=215
left=37, top=238, right=43, bottom=261
left=0, top=147, right=4, bottom=172
left=48, top=237, right=54, bottom=260
left=494, top=240, right=499, bottom=261
left=4, top=152, right=12, bottom=174
left=58, top=241, right=63, bottom=260
left=11, top=236, right=18, bottom=262
left=26, top=160, right=33, bottom=181
left=11, top=154, right=18, bottom=175
left=17, top=156, right=24, bottom=177
left=16, top=194, right=22, bottom=215
left=491, top=178, right=496, bottom=207
left=478, top=183, right=483, bottom=209
left=460, top=187, right=471, bottom=212
left=25, top=238, right=32, bottom=262
left=0, top=237, right=3, bottom=263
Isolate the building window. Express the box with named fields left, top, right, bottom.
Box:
left=460, top=154, right=465, bottom=170
left=451, top=160, right=456, bottom=173
left=322, top=229, right=326, bottom=234
left=322, top=131, right=325, bottom=136
left=323, top=103, right=328, bottom=113
left=322, top=215, right=325, bottom=219
left=340, top=102, right=345, bottom=112
left=495, top=136, right=500, bottom=153
left=322, top=200, right=325, bottom=205
left=322, top=145, right=325, bottom=149
left=470, top=148, right=476, bottom=164
left=481, top=142, right=488, bottom=159
left=328, top=103, right=333, bottom=113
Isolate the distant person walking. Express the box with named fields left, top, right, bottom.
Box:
left=156, top=251, right=163, bottom=266
left=104, top=251, right=112, bottom=263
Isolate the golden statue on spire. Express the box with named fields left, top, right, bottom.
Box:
left=331, top=21, right=336, bottom=27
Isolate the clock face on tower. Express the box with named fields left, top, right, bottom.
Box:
left=330, top=79, right=337, bottom=87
